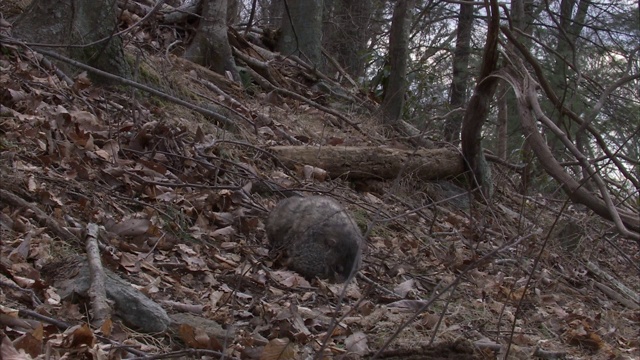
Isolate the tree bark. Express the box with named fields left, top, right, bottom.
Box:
left=444, top=2, right=474, bottom=143
left=185, top=0, right=240, bottom=82
left=496, top=81, right=508, bottom=160
left=13, top=0, right=131, bottom=82
left=278, top=0, right=324, bottom=67
left=507, top=0, right=535, bottom=194
left=381, top=0, right=413, bottom=127
left=460, top=0, right=501, bottom=199
left=269, top=146, right=464, bottom=181
left=322, top=0, right=373, bottom=78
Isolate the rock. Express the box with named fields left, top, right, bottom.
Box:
left=48, top=256, right=170, bottom=333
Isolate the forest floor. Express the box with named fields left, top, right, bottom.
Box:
left=1, top=17, right=639, bottom=360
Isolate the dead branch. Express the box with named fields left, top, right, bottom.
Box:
left=586, top=261, right=640, bottom=307
left=231, top=30, right=279, bottom=61
left=321, top=47, right=358, bottom=88
left=85, top=223, right=111, bottom=326
left=526, top=80, right=640, bottom=240
left=233, top=47, right=285, bottom=87
left=591, top=280, right=639, bottom=309
left=0, top=188, right=80, bottom=244
left=193, top=75, right=250, bottom=114
left=0, top=279, right=42, bottom=307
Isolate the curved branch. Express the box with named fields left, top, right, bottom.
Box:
left=501, top=26, right=640, bottom=190
left=585, top=73, right=640, bottom=123
left=501, top=65, right=639, bottom=239
left=527, top=83, right=639, bottom=240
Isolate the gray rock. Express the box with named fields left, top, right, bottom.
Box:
left=50, top=256, right=170, bottom=333
left=266, top=196, right=363, bottom=282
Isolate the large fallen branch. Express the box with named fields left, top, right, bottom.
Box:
left=269, top=146, right=464, bottom=180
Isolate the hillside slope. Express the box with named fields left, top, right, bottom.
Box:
left=1, top=19, right=639, bottom=360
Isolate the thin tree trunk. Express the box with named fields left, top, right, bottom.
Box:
left=278, top=0, right=324, bottom=67
left=460, top=0, right=500, bottom=199
left=496, top=82, right=508, bottom=160
left=444, top=2, right=474, bottom=143
left=381, top=0, right=413, bottom=126
left=322, top=0, right=373, bottom=78
left=547, top=0, right=590, bottom=157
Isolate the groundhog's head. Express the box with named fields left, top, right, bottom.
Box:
left=325, top=235, right=362, bottom=282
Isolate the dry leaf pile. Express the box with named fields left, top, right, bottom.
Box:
left=0, top=14, right=639, bottom=360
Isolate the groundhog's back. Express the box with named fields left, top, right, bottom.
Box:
left=266, top=196, right=362, bottom=281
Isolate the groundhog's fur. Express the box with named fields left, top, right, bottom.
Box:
left=266, top=196, right=363, bottom=282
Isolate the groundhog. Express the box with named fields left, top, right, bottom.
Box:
left=266, top=196, right=363, bottom=282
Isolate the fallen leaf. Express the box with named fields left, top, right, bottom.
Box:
left=211, top=226, right=236, bottom=240
left=271, top=271, right=310, bottom=288
left=61, top=323, right=96, bottom=348
left=393, top=278, right=415, bottom=298
left=345, top=331, right=369, bottom=355
left=387, top=300, right=430, bottom=311
left=0, top=334, right=30, bottom=360
left=260, top=338, right=297, bottom=360
left=108, top=218, right=151, bottom=237
left=12, top=324, right=43, bottom=358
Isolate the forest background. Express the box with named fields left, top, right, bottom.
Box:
left=0, top=0, right=638, bottom=359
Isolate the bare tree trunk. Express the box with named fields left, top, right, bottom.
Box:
left=322, top=0, right=373, bottom=78
left=185, top=0, right=240, bottom=82
left=506, top=0, right=537, bottom=193
left=520, top=142, right=534, bottom=194
left=496, top=82, right=508, bottom=160
left=575, top=131, right=595, bottom=192
left=444, top=2, right=474, bottom=143
left=460, top=0, right=501, bottom=199
left=226, top=0, right=238, bottom=24
left=547, top=0, right=590, bottom=157
left=264, top=0, right=283, bottom=27
left=13, top=0, right=131, bottom=82
left=381, top=0, right=413, bottom=126
left=278, top=0, right=324, bottom=67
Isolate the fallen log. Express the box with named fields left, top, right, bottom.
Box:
left=269, top=146, right=464, bottom=181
